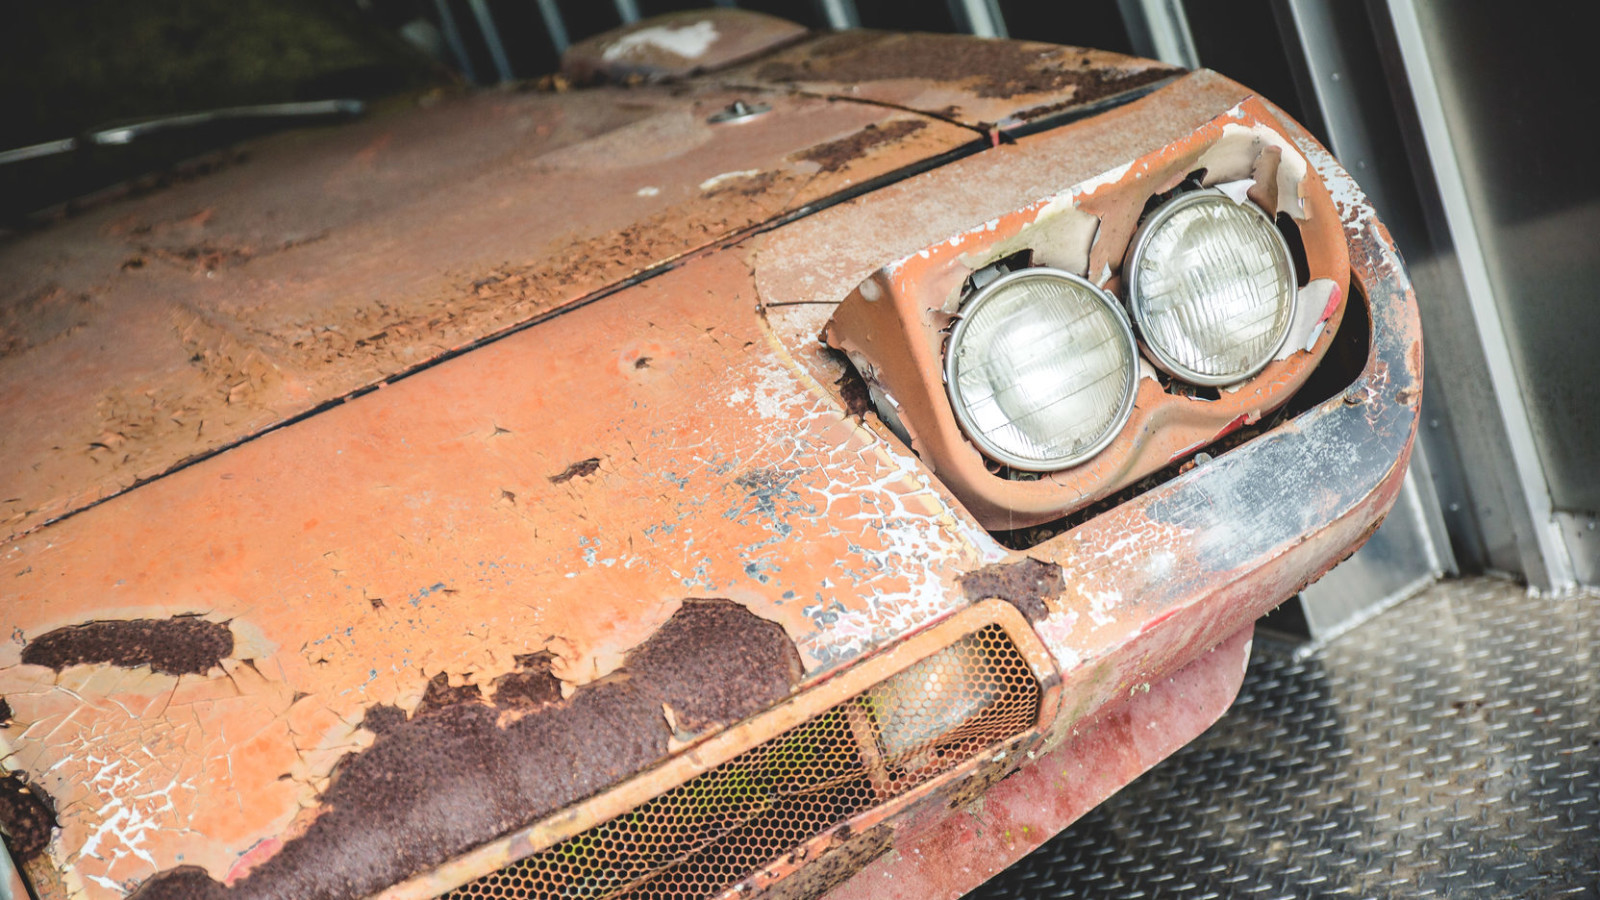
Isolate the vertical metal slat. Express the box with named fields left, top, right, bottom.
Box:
left=1116, top=0, right=1199, bottom=68
left=815, top=0, right=860, bottom=30
left=948, top=0, right=1008, bottom=38
left=433, top=0, right=480, bottom=84
left=535, top=0, right=572, bottom=56
left=1380, top=0, right=1575, bottom=588
left=466, top=0, right=516, bottom=82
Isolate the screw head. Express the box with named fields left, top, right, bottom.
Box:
left=708, top=100, right=771, bottom=124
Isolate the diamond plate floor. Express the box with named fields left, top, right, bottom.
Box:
left=967, top=577, right=1600, bottom=900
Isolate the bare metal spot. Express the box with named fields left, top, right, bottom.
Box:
left=21, top=616, right=233, bottom=676
left=959, top=558, right=1064, bottom=622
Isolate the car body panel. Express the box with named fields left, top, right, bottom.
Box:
left=0, top=26, right=1422, bottom=900
left=717, top=30, right=1180, bottom=132
left=0, top=81, right=977, bottom=543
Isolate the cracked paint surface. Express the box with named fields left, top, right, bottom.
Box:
left=0, top=60, right=1420, bottom=900
left=0, top=247, right=989, bottom=898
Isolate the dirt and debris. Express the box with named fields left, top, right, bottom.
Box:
left=753, top=824, right=893, bottom=900
left=0, top=697, right=10, bottom=726
left=756, top=32, right=1180, bottom=102
left=833, top=366, right=872, bottom=420
left=0, top=770, right=57, bottom=862
left=794, top=121, right=927, bottom=173
left=958, top=558, right=1064, bottom=622
left=0, top=284, right=92, bottom=357
left=20, top=616, right=233, bottom=676
left=549, top=457, right=602, bottom=484
left=129, top=600, right=802, bottom=900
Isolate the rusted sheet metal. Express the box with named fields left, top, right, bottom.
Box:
left=718, top=31, right=1181, bottom=132
left=0, top=247, right=1000, bottom=898
left=756, top=74, right=1419, bottom=899
left=0, top=81, right=975, bottom=544
left=0, top=68, right=1419, bottom=900
left=562, top=9, right=808, bottom=85
left=819, top=97, right=1351, bottom=528
left=826, top=626, right=1254, bottom=900
left=373, top=600, right=1059, bottom=900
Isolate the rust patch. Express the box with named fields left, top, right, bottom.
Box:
left=0, top=697, right=10, bottom=726
left=625, top=598, right=804, bottom=733
left=358, top=704, right=408, bottom=736
left=548, top=457, right=602, bottom=484
left=0, top=770, right=57, bottom=862
left=794, top=121, right=928, bottom=173
left=756, top=33, right=1180, bottom=102
left=942, top=751, right=1016, bottom=811
left=414, top=671, right=483, bottom=715
left=129, top=601, right=801, bottom=900
left=750, top=824, right=893, bottom=900
left=127, top=866, right=226, bottom=900
left=21, top=616, right=233, bottom=676
left=491, top=651, right=563, bottom=710
left=958, top=558, right=1063, bottom=622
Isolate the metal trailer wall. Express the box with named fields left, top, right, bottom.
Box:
left=422, top=0, right=1598, bottom=603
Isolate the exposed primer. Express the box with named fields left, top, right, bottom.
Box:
left=601, top=20, right=719, bottom=62
left=1196, top=122, right=1310, bottom=219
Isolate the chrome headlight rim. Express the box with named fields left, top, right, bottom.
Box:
left=943, top=266, right=1140, bottom=472
left=1125, top=187, right=1298, bottom=388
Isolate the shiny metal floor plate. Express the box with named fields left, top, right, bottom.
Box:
left=968, top=577, right=1600, bottom=899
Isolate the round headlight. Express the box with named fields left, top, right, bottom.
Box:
left=1126, top=189, right=1297, bottom=386
left=944, top=268, right=1139, bottom=471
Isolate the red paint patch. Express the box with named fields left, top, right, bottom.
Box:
left=225, top=837, right=282, bottom=885
left=1317, top=282, right=1342, bottom=323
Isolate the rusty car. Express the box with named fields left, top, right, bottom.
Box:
left=0, top=8, right=1421, bottom=900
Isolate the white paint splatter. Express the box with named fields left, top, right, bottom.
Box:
left=699, top=169, right=761, bottom=192
left=602, top=20, right=719, bottom=62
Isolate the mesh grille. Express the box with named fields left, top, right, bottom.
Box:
left=444, top=624, right=1040, bottom=900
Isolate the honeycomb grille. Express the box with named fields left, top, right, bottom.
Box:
left=444, top=624, right=1040, bottom=900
